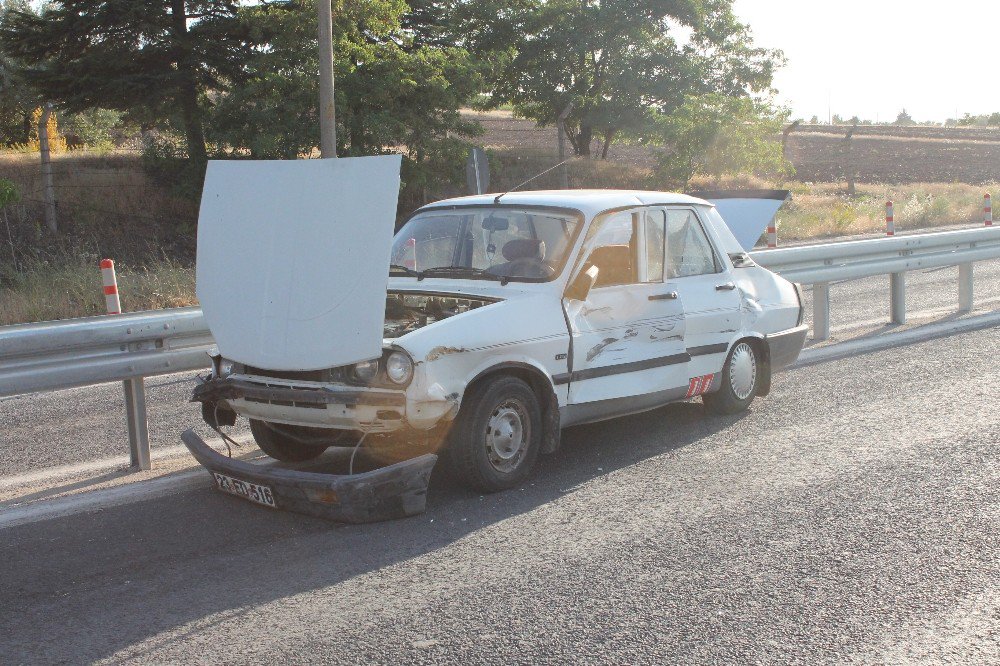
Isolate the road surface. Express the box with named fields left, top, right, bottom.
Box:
left=0, top=323, right=996, bottom=663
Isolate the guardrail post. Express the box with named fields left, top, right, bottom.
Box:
left=958, top=263, right=974, bottom=312
left=124, top=378, right=151, bottom=470
left=813, top=282, right=831, bottom=341
left=890, top=272, right=906, bottom=324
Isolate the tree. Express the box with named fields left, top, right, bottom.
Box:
left=651, top=93, right=792, bottom=189
left=0, top=1, right=256, bottom=167
left=894, top=109, right=915, bottom=126
left=206, top=1, right=482, bottom=207
left=457, top=0, right=782, bottom=158
left=0, top=0, right=39, bottom=145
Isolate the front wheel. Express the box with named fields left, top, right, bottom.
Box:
left=703, top=340, right=762, bottom=415
left=249, top=420, right=331, bottom=462
left=446, top=376, right=542, bottom=493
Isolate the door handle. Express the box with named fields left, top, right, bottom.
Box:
left=715, top=282, right=736, bottom=291
left=648, top=291, right=679, bottom=301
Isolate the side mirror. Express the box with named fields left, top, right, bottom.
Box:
left=566, top=264, right=599, bottom=301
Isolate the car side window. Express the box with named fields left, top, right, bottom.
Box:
left=665, top=209, right=719, bottom=278
left=585, top=211, right=636, bottom=287
left=643, top=210, right=666, bottom=283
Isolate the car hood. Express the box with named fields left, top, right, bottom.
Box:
left=196, top=156, right=401, bottom=370
left=691, top=189, right=790, bottom=250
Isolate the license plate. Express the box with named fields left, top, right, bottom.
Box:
left=212, top=472, right=276, bottom=508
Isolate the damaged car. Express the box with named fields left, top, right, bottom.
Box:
left=191, top=176, right=807, bottom=502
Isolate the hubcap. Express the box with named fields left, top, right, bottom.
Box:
left=485, top=399, right=529, bottom=473
left=729, top=342, right=757, bottom=400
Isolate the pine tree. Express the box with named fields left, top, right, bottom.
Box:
left=0, top=1, right=255, bottom=166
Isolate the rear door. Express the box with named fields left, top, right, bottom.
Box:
left=663, top=207, right=741, bottom=381
left=563, top=208, right=689, bottom=416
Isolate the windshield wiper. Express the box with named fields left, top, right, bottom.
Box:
left=418, top=265, right=510, bottom=285
left=388, top=263, right=422, bottom=278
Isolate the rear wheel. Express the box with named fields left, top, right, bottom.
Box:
left=446, top=376, right=542, bottom=493
left=249, top=420, right=331, bottom=462
left=703, top=340, right=762, bottom=415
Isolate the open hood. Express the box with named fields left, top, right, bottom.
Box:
left=196, top=156, right=401, bottom=370
left=691, top=189, right=790, bottom=251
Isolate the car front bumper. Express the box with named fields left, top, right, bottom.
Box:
left=181, top=429, right=437, bottom=522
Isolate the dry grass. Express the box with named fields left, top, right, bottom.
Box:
left=0, top=256, right=196, bottom=326
left=775, top=181, right=995, bottom=240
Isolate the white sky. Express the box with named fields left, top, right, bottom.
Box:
left=732, top=0, right=1000, bottom=122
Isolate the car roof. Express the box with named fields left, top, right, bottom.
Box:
left=419, top=190, right=711, bottom=219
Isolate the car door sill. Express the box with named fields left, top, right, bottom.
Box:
left=560, top=385, right=692, bottom=427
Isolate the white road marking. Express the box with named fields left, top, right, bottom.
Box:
left=0, top=434, right=253, bottom=492
left=0, top=469, right=207, bottom=530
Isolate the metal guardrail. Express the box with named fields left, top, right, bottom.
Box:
left=1, top=226, right=998, bottom=470
left=0, top=308, right=214, bottom=469
left=750, top=226, right=1000, bottom=339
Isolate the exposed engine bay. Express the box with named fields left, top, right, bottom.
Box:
left=384, top=291, right=499, bottom=338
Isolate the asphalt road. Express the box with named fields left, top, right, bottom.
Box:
left=1, top=258, right=999, bottom=478
left=0, top=324, right=997, bottom=664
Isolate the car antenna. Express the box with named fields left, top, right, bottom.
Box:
left=493, top=159, right=573, bottom=204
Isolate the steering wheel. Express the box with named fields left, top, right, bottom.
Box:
left=505, top=257, right=555, bottom=278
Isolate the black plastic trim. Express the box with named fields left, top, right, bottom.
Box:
left=552, top=352, right=690, bottom=385
left=689, top=189, right=791, bottom=201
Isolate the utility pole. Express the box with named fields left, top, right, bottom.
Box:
left=317, top=0, right=337, bottom=158
left=39, top=102, right=57, bottom=234
left=557, top=101, right=573, bottom=189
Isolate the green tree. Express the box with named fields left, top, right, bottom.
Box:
left=0, top=0, right=256, bottom=166
left=894, top=109, right=915, bottom=126
left=0, top=0, right=39, bottom=145
left=652, top=94, right=792, bottom=189
left=207, top=2, right=482, bottom=207
left=458, top=0, right=781, bottom=158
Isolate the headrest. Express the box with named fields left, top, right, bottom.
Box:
left=502, top=238, right=546, bottom=261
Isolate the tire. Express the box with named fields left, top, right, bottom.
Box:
left=446, top=376, right=543, bottom=493
left=249, top=419, right=330, bottom=462
left=703, top=340, right=762, bottom=415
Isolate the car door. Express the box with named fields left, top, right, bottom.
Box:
left=562, top=208, right=690, bottom=421
left=663, top=207, right=742, bottom=379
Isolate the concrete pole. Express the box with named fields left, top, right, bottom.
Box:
left=317, top=0, right=337, bottom=158
left=39, top=103, right=58, bottom=233
left=557, top=101, right=573, bottom=189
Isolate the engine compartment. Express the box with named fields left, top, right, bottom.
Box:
left=384, top=291, right=499, bottom=338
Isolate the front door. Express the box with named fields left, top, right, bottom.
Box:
left=563, top=209, right=689, bottom=421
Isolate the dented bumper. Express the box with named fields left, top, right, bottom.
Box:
left=192, top=376, right=410, bottom=432
left=181, top=429, right=436, bottom=523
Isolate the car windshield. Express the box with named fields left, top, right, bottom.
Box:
left=391, top=207, right=581, bottom=282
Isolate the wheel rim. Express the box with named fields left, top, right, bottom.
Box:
left=729, top=342, right=757, bottom=401
left=485, top=398, right=530, bottom=473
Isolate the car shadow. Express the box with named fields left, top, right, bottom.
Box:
left=0, top=400, right=749, bottom=663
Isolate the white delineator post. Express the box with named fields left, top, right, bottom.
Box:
left=403, top=237, right=417, bottom=271
left=885, top=201, right=895, bottom=236
left=101, top=259, right=151, bottom=470
left=985, top=193, right=992, bottom=227
left=100, top=258, right=121, bottom=314
left=767, top=222, right=777, bottom=248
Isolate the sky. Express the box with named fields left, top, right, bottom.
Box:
left=732, top=0, right=999, bottom=122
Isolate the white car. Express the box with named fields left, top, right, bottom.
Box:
left=194, top=189, right=806, bottom=494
